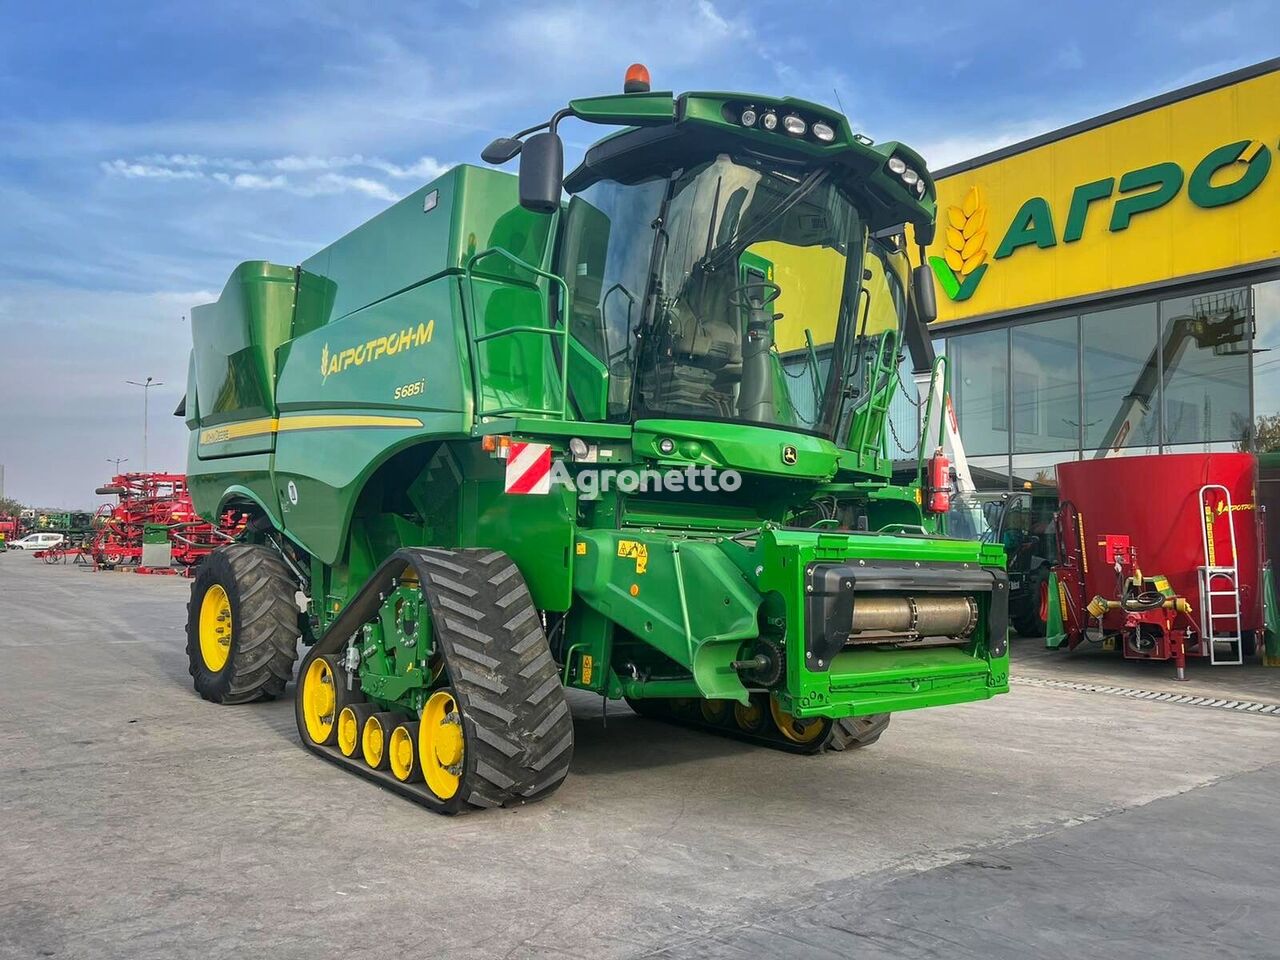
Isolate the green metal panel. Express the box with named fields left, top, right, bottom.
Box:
left=632, top=419, right=840, bottom=480
left=186, top=450, right=278, bottom=526
left=573, top=529, right=760, bottom=701
left=188, top=261, right=297, bottom=449
left=300, top=165, right=551, bottom=324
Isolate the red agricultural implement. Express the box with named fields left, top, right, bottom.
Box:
left=1046, top=452, right=1277, bottom=677
left=90, top=473, right=246, bottom=575
left=0, top=515, right=22, bottom=545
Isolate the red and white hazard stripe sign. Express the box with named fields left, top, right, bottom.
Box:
left=504, top=441, right=552, bottom=495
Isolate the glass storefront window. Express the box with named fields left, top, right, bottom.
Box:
left=1253, top=278, right=1280, bottom=564
left=950, top=328, right=1009, bottom=457
left=1081, top=303, right=1159, bottom=455
left=1012, top=316, right=1079, bottom=453
left=965, top=454, right=1011, bottom=492
left=1011, top=451, right=1073, bottom=491
left=1250, top=279, right=1280, bottom=450
left=1159, top=288, right=1252, bottom=448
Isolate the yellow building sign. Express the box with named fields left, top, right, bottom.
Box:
left=922, top=67, right=1280, bottom=324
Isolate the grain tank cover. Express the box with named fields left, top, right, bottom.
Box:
left=299, top=165, right=551, bottom=324
left=189, top=261, right=298, bottom=445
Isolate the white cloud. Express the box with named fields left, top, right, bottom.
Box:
left=303, top=173, right=399, bottom=201
left=211, top=172, right=288, bottom=191
left=270, top=154, right=362, bottom=172
left=99, top=159, right=202, bottom=180
left=101, top=152, right=453, bottom=201
left=368, top=157, right=452, bottom=180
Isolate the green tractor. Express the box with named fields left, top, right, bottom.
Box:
left=180, top=67, right=1009, bottom=813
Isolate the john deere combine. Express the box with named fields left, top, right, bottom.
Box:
left=181, top=67, right=1008, bottom=813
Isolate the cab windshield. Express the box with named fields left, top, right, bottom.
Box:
left=561, top=153, right=907, bottom=439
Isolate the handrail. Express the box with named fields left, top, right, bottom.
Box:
left=463, top=246, right=572, bottom=422
left=916, top=354, right=950, bottom=489
left=852, top=329, right=899, bottom=459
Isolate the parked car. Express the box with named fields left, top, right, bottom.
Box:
left=6, top=533, right=65, bottom=551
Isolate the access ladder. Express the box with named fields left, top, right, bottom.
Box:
left=1197, top=483, right=1243, bottom=665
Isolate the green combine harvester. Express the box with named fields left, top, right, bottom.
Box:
left=181, top=66, right=1009, bottom=813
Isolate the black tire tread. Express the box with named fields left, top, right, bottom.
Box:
left=826, top=713, right=891, bottom=751
left=186, top=543, right=300, bottom=704
left=416, top=548, right=574, bottom=809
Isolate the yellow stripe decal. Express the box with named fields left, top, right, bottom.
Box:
left=200, top=414, right=424, bottom=445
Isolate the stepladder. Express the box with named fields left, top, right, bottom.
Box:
left=1197, top=484, right=1243, bottom=665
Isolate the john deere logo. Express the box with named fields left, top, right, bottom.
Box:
left=929, top=186, right=989, bottom=302
left=930, top=138, right=1272, bottom=304
left=781, top=445, right=798, bottom=465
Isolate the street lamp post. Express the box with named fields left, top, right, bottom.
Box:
left=107, top=457, right=129, bottom=474
left=126, top=377, right=164, bottom=473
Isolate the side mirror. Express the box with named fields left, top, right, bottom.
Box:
left=518, top=131, right=564, bottom=214
left=481, top=137, right=523, bottom=165
left=912, top=264, right=937, bottom=324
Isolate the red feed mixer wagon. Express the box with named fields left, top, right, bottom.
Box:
left=90, top=473, right=246, bottom=573
left=1046, top=452, right=1271, bottom=678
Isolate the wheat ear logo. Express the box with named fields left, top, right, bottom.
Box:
left=929, top=186, right=989, bottom=302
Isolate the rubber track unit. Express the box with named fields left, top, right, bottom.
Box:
left=187, top=543, right=300, bottom=704
left=626, top=698, right=890, bottom=755
left=295, top=547, right=575, bottom=814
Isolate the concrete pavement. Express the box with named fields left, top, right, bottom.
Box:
left=1, top=553, right=1277, bottom=959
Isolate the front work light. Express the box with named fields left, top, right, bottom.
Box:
left=782, top=115, right=806, bottom=136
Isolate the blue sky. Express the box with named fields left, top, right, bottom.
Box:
left=0, top=0, right=1275, bottom=506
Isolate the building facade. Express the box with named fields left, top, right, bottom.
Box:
left=907, top=59, right=1279, bottom=549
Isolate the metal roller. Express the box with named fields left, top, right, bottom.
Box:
left=849, top=595, right=978, bottom=641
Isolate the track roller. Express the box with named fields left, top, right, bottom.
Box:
left=627, top=691, right=890, bottom=755
left=337, top=703, right=374, bottom=758
left=390, top=721, right=421, bottom=783
left=733, top=694, right=768, bottom=733
left=362, top=711, right=404, bottom=770
left=769, top=697, right=828, bottom=746
left=419, top=689, right=464, bottom=799
left=299, top=655, right=352, bottom=746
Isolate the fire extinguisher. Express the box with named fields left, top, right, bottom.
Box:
left=926, top=447, right=951, bottom=514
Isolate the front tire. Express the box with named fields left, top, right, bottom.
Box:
left=826, top=713, right=891, bottom=750
left=1011, top=566, right=1050, bottom=638
left=186, top=543, right=300, bottom=704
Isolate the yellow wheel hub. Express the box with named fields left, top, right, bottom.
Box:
left=734, top=696, right=766, bottom=733
left=362, top=715, right=387, bottom=768
left=769, top=696, right=828, bottom=745
left=337, top=706, right=361, bottom=757
left=301, top=658, right=338, bottom=744
left=389, top=723, right=419, bottom=782
left=700, top=699, right=731, bottom=725
left=419, top=690, right=464, bottom=800
left=198, top=584, right=233, bottom=672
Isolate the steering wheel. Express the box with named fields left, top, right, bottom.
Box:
left=728, top=280, right=782, bottom=309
